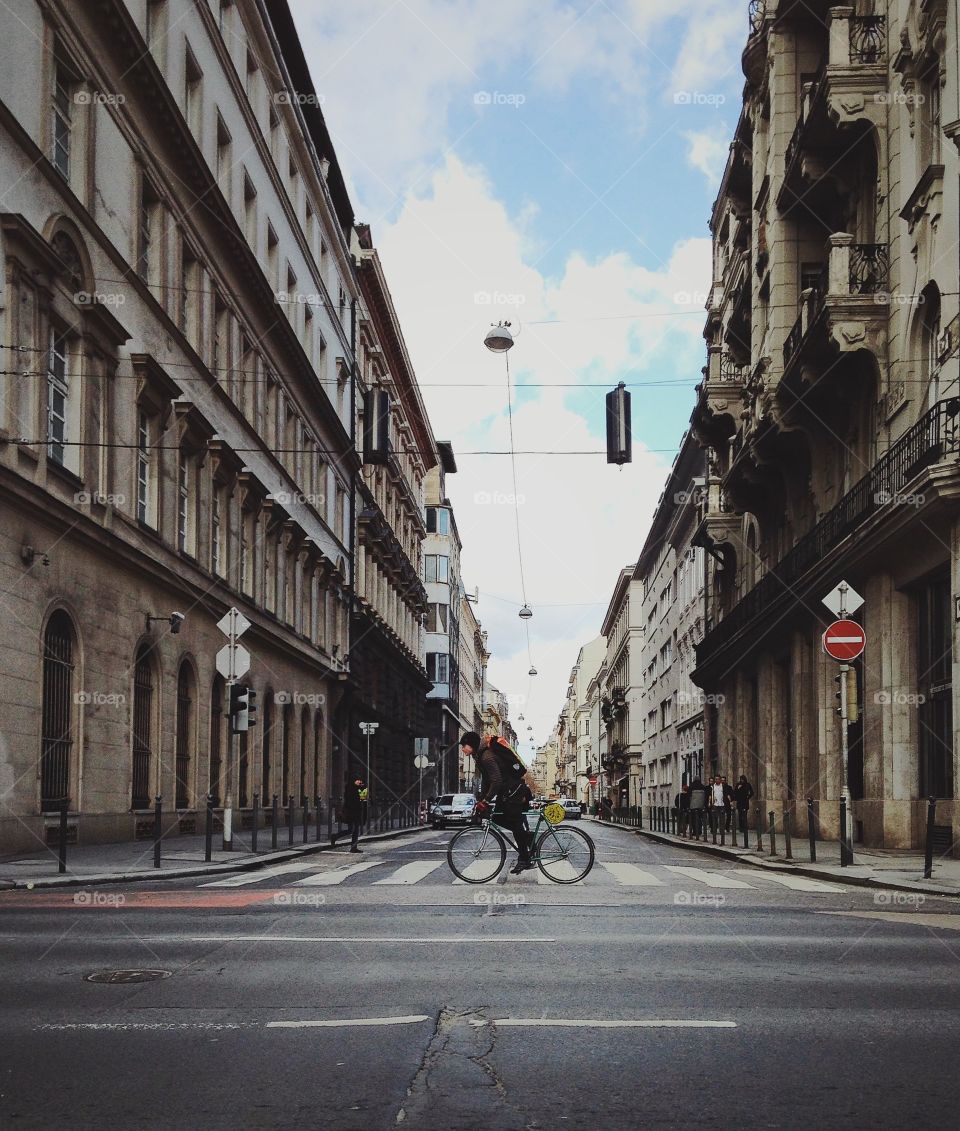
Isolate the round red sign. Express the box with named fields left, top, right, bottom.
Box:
left=822, top=619, right=866, bottom=662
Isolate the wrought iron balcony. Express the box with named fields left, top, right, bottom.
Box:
left=849, top=244, right=889, bottom=294
left=697, top=399, right=960, bottom=670
left=849, top=16, right=885, bottom=65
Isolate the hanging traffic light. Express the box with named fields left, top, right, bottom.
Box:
left=606, top=381, right=632, bottom=465
left=363, top=389, right=390, bottom=464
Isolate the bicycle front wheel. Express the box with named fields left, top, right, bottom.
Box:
left=534, top=825, right=595, bottom=884
left=447, top=825, right=507, bottom=883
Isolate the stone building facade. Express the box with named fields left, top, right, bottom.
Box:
left=0, top=0, right=375, bottom=850
left=691, top=0, right=960, bottom=850
left=599, top=566, right=644, bottom=808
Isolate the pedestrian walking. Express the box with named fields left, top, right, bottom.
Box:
left=330, top=774, right=364, bottom=852
left=734, top=775, right=754, bottom=834
left=721, top=776, right=735, bottom=831
left=674, top=784, right=690, bottom=836
left=709, top=775, right=727, bottom=836
left=599, top=795, right=613, bottom=821
left=688, top=778, right=708, bottom=838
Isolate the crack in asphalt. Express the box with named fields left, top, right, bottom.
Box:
left=395, top=1007, right=533, bottom=1129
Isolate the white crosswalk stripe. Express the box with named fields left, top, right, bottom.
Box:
left=200, top=860, right=326, bottom=888
left=732, top=869, right=847, bottom=893
left=664, top=866, right=753, bottom=889
left=599, top=862, right=664, bottom=886
left=373, top=860, right=445, bottom=885
left=293, top=860, right=385, bottom=886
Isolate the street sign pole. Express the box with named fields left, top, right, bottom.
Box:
left=823, top=583, right=862, bottom=866
left=223, top=694, right=235, bottom=852
left=216, top=608, right=252, bottom=853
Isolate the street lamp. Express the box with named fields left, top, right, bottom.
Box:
left=483, top=321, right=515, bottom=353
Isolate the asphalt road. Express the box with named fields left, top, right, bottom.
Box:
left=1, top=821, right=959, bottom=1130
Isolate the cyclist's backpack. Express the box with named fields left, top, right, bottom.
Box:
left=488, top=736, right=529, bottom=800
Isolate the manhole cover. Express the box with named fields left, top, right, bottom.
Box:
left=85, top=969, right=172, bottom=984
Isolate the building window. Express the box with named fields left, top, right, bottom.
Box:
left=180, top=240, right=200, bottom=344
left=267, top=222, right=279, bottom=287
left=132, top=647, right=154, bottom=809
left=184, top=44, right=203, bottom=140
left=243, top=171, right=257, bottom=248
left=427, top=653, right=450, bottom=683
left=175, top=663, right=194, bottom=809
left=51, top=53, right=75, bottom=179
left=46, top=328, right=69, bottom=466
left=427, top=603, right=449, bottom=633
left=209, top=676, right=225, bottom=806
left=145, top=0, right=167, bottom=59
left=240, top=510, right=253, bottom=594
left=216, top=112, right=232, bottom=200
left=177, top=452, right=196, bottom=555
left=136, top=410, right=155, bottom=525
left=211, top=486, right=223, bottom=575
left=425, top=555, right=449, bottom=584
left=137, top=175, right=161, bottom=283
left=41, top=611, right=76, bottom=809
left=426, top=506, right=450, bottom=535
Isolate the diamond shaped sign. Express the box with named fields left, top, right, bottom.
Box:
left=217, top=607, right=251, bottom=640
left=216, top=643, right=250, bottom=680
left=822, top=580, right=864, bottom=618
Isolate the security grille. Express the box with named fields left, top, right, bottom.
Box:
left=41, top=613, right=74, bottom=809
left=132, top=649, right=153, bottom=809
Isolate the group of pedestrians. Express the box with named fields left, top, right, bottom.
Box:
left=674, top=774, right=754, bottom=838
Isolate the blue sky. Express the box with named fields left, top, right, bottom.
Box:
left=290, top=0, right=749, bottom=753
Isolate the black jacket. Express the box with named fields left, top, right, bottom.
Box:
left=342, top=780, right=363, bottom=820
left=734, top=781, right=754, bottom=809
left=477, top=746, right=526, bottom=807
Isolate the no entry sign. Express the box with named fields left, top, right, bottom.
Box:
left=822, top=619, right=866, bottom=662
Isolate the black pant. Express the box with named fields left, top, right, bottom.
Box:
left=336, top=816, right=360, bottom=848
left=496, top=806, right=532, bottom=861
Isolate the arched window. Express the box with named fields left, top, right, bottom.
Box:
left=132, top=646, right=155, bottom=809
left=209, top=675, right=225, bottom=806
left=300, top=706, right=309, bottom=804
left=313, top=710, right=324, bottom=802
left=261, top=691, right=274, bottom=799
left=281, top=702, right=293, bottom=800
left=41, top=611, right=76, bottom=810
left=175, top=663, right=194, bottom=809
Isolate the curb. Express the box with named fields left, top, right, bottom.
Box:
left=5, top=824, right=426, bottom=890
left=632, top=826, right=960, bottom=900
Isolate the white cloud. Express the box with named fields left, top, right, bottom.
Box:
left=374, top=155, right=709, bottom=749
left=683, top=127, right=730, bottom=187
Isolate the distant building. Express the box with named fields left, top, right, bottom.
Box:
left=599, top=567, right=644, bottom=809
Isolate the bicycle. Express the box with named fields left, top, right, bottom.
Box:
left=446, top=804, right=595, bottom=884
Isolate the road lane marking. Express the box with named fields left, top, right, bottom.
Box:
left=599, top=862, right=665, bottom=886
left=373, top=861, right=445, bottom=885
left=124, top=935, right=558, bottom=944
left=483, top=1019, right=737, bottom=1029
left=200, top=861, right=327, bottom=887
left=534, top=861, right=582, bottom=883
left=267, top=1015, right=430, bottom=1028
left=664, top=867, right=753, bottom=889
left=451, top=858, right=502, bottom=883
left=733, top=870, right=847, bottom=893
left=292, top=860, right=385, bottom=885
left=819, top=911, right=960, bottom=931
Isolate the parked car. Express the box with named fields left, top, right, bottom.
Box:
left=529, top=796, right=546, bottom=810
left=558, top=798, right=582, bottom=820
left=431, top=793, right=476, bottom=829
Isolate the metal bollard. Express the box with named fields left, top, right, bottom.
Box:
left=806, top=798, right=816, bottom=862
left=755, top=808, right=763, bottom=853
left=205, top=794, right=214, bottom=862
left=315, top=794, right=322, bottom=843
left=287, top=795, right=294, bottom=847
left=153, top=795, right=163, bottom=868
left=720, top=810, right=726, bottom=846
left=711, top=810, right=718, bottom=844
left=302, top=798, right=309, bottom=844
left=768, top=811, right=777, bottom=856
left=923, top=795, right=937, bottom=879
left=783, top=807, right=793, bottom=860
left=271, top=794, right=279, bottom=850
left=252, top=793, right=260, bottom=852
left=58, top=797, right=69, bottom=874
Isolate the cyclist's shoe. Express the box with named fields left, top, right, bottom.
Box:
left=509, top=859, right=534, bottom=874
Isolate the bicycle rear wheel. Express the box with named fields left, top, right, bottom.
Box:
left=447, top=825, right=507, bottom=883
left=534, top=825, right=595, bottom=884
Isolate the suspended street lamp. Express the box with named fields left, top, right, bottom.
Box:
left=528, top=666, right=538, bottom=676
left=519, top=604, right=533, bottom=620
left=483, top=321, right=515, bottom=353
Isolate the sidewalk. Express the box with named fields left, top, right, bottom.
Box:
left=591, top=818, right=960, bottom=899
left=0, top=822, right=425, bottom=891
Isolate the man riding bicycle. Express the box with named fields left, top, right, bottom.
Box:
left=460, top=731, right=533, bottom=874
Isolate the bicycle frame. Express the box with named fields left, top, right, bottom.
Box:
left=481, top=811, right=570, bottom=861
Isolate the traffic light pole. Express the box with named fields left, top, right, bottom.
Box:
left=838, top=661, right=853, bottom=866
left=223, top=679, right=235, bottom=852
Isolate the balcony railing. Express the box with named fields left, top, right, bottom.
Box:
left=849, top=15, right=885, bottom=65
left=849, top=243, right=889, bottom=294
left=698, top=399, right=960, bottom=661
left=783, top=286, right=824, bottom=368
left=784, top=68, right=825, bottom=176
left=719, top=354, right=750, bottom=383
left=748, top=1, right=765, bottom=36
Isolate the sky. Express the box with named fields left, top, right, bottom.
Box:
left=288, top=0, right=750, bottom=760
